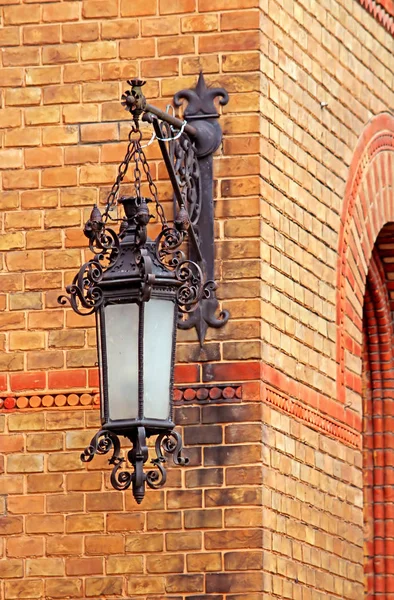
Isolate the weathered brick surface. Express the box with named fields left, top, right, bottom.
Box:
left=0, top=396, right=364, bottom=598
left=0, top=0, right=392, bottom=595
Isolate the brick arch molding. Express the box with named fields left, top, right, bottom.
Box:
left=336, top=112, right=394, bottom=406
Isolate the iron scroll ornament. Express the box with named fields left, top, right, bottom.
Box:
left=81, top=428, right=188, bottom=504
left=130, top=73, right=230, bottom=344
left=155, top=74, right=230, bottom=344
left=58, top=206, right=205, bottom=317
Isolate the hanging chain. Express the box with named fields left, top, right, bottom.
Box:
left=136, top=142, right=167, bottom=227
left=133, top=143, right=142, bottom=199
left=102, top=122, right=169, bottom=228
left=102, top=124, right=141, bottom=222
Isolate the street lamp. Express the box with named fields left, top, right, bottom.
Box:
left=59, top=77, right=228, bottom=503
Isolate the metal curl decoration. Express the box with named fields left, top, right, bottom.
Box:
left=155, top=226, right=186, bottom=270
left=81, top=427, right=188, bottom=503
left=81, top=429, right=119, bottom=462
left=146, top=458, right=167, bottom=490
left=175, top=260, right=204, bottom=313
left=88, top=227, right=120, bottom=262
left=202, top=280, right=230, bottom=324
left=178, top=279, right=230, bottom=345
left=146, top=430, right=188, bottom=489
left=58, top=259, right=104, bottom=316
left=156, top=430, right=189, bottom=466
left=81, top=430, right=133, bottom=492
left=109, top=455, right=133, bottom=491
left=203, top=279, right=217, bottom=298
left=83, top=206, right=120, bottom=263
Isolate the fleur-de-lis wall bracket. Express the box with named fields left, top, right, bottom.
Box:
left=123, top=73, right=230, bottom=345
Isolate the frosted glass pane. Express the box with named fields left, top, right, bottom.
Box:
left=105, top=303, right=139, bottom=421
left=143, top=299, right=174, bottom=420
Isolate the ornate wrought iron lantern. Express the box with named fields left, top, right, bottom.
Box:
left=59, top=76, right=228, bottom=503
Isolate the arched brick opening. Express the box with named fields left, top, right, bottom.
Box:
left=337, top=114, right=394, bottom=598
left=363, top=239, right=394, bottom=599
left=337, top=112, right=394, bottom=409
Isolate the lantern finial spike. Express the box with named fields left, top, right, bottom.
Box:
left=133, top=488, right=145, bottom=504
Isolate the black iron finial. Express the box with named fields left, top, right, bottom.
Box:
left=174, top=72, right=229, bottom=120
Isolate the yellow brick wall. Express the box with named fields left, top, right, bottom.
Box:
left=0, top=0, right=392, bottom=596
left=259, top=0, right=393, bottom=596
left=0, top=0, right=263, bottom=387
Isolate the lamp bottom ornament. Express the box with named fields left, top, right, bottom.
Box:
left=81, top=427, right=189, bottom=504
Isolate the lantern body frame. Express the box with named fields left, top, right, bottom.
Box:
left=90, top=197, right=180, bottom=438
left=65, top=196, right=193, bottom=504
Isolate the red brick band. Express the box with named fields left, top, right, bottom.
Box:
left=0, top=384, right=243, bottom=411
left=262, top=362, right=362, bottom=433
left=0, top=391, right=99, bottom=410
left=264, top=385, right=360, bottom=448
left=0, top=378, right=361, bottom=450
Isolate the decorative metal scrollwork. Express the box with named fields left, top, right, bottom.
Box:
left=58, top=205, right=121, bottom=315
left=174, top=134, right=201, bottom=226
left=146, top=458, right=167, bottom=489
left=157, top=121, right=201, bottom=226
left=81, top=429, right=134, bottom=491
left=81, top=428, right=118, bottom=461
left=176, top=260, right=204, bottom=314
left=146, top=430, right=189, bottom=489
left=170, top=73, right=231, bottom=343
left=58, top=259, right=104, bottom=316
left=155, top=226, right=185, bottom=269
left=81, top=427, right=188, bottom=504
left=156, top=430, right=189, bottom=466
left=84, top=205, right=120, bottom=262
left=178, top=279, right=230, bottom=344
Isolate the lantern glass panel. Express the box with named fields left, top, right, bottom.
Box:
left=143, top=298, right=175, bottom=420
left=105, top=302, right=139, bottom=421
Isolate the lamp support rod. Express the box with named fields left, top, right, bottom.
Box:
left=145, top=102, right=197, bottom=137
left=123, top=94, right=197, bottom=137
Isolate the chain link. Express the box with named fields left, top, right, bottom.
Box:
left=136, top=142, right=167, bottom=227
left=102, top=122, right=169, bottom=228
left=133, top=149, right=142, bottom=198
left=102, top=125, right=141, bottom=221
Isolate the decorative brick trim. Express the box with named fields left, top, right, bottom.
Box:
left=264, top=385, right=360, bottom=448
left=262, top=362, right=362, bottom=432
left=357, top=0, right=394, bottom=35
left=0, top=380, right=363, bottom=449
left=0, top=384, right=243, bottom=411
left=0, top=391, right=100, bottom=410
left=174, top=384, right=242, bottom=403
